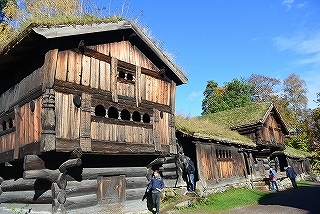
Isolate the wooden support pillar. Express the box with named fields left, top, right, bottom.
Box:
left=135, top=66, right=141, bottom=107
left=41, top=89, right=56, bottom=152
left=111, top=57, right=118, bottom=103
left=153, top=108, right=161, bottom=151
left=80, top=93, right=91, bottom=152
left=52, top=148, right=82, bottom=213
left=14, top=106, right=20, bottom=159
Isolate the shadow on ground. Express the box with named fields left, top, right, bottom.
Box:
left=257, top=183, right=320, bottom=214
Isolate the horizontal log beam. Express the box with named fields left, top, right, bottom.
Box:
left=64, top=194, right=98, bottom=210
left=24, top=169, right=60, bottom=182
left=24, top=167, right=147, bottom=182
left=0, top=190, right=52, bottom=204
left=91, top=141, right=155, bottom=154
left=125, top=177, right=148, bottom=190
left=52, top=180, right=98, bottom=198
left=125, top=187, right=146, bottom=201
left=1, top=178, right=37, bottom=191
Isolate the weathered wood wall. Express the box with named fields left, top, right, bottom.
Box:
left=196, top=142, right=247, bottom=183
left=0, top=97, right=42, bottom=158
left=260, top=114, right=285, bottom=145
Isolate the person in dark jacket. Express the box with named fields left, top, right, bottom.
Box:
left=185, top=157, right=195, bottom=191
left=147, top=170, right=164, bottom=214
left=286, top=165, right=298, bottom=188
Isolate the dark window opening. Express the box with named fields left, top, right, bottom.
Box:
left=8, top=118, right=13, bottom=128
left=95, top=105, right=106, bottom=117
left=108, top=107, right=119, bottom=119
left=119, top=71, right=125, bottom=79
left=216, top=150, right=219, bottom=158
left=160, top=111, right=163, bottom=119
left=269, top=126, right=275, bottom=142
left=143, top=113, right=150, bottom=123
left=121, top=109, right=130, bottom=120
left=127, top=73, right=133, bottom=81
left=30, top=100, right=35, bottom=112
left=132, top=111, right=141, bottom=122
left=219, top=150, right=222, bottom=158
left=2, top=121, right=6, bottom=131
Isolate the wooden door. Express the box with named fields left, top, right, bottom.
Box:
left=98, top=175, right=125, bottom=204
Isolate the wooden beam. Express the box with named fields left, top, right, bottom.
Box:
left=91, top=141, right=155, bottom=154
left=23, top=155, right=45, bottom=170
left=23, top=169, right=60, bottom=182
left=0, top=190, right=52, bottom=204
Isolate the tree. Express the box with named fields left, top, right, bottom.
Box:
left=202, top=78, right=253, bottom=114
left=283, top=73, right=308, bottom=120
left=247, top=74, right=281, bottom=103
left=0, top=0, right=9, bottom=22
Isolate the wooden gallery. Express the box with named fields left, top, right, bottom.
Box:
left=0, top=20, right=188, bottom=213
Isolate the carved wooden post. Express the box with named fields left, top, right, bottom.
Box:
left=41, top=89, right=56, bottom=152
left=52, top=148, right=82, bottom=213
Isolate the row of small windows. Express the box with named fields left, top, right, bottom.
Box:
left=95, top=105, right=150, bottom=123
left=216, top=149, right=232, bottom=159
left=2, top=118, right=13, bottom=131
left=118, top=70, right=134, bottom=81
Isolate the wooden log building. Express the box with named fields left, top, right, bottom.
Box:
left=0, top=20, right=187, bottom=213
left=175, top=116, right=256, bottom=193
left=176, top=103, right=314, bottom=193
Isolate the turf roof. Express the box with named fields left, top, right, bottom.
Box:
left=175, top=115, right=255, bottom=147
left=284, top=146, right=312, bottom=158
left=200, top=102, right=272, bottom=129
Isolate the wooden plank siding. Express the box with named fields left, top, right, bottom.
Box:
left=55, top=92, right=81, bottom=140
left=91, top=122, right=152, bottom=144
left=196, top=143, right=247, bottom=184
left=0, top=98, right=42, bottom=155
left=260, top=114, right=285, bottom=145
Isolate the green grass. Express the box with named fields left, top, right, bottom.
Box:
left=297, top=180, right=316, bottom=187
left=177, top=188, right=270, bottom=213
left=175, top=115, right=254, bottom=146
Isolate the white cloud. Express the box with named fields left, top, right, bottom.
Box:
left=251, top=37, right=258, bottom=41
left=282, top=0, right=294, bottom=10
left=296, top=1, right=308, bottom=9
left=273, top=30, right=320, bottom=67
left=186, top=91, right=202, bottom=101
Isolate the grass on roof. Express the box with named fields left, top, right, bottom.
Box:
left=284, top=146, right=312, bottom=158
left=175, top=115, right=254, bottom=147
left=201, top=102, right=271, bottom=128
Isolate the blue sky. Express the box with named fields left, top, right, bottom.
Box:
left=96, top=0, right=320, bottom=117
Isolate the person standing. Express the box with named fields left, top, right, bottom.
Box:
left=269, top=167, right=279, bottom=192
left=147, top=170, right=164, bottom=214
left=185, top=157, right=195, bottom=191
left=286, top=165, right=298, bottom=188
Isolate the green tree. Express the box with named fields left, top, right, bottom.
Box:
left=202, top=78, right=253, bottom=114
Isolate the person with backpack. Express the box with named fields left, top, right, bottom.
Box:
left=185, top=157, right=195, bottom=191
left=269, top=167, right=279, bottom=192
